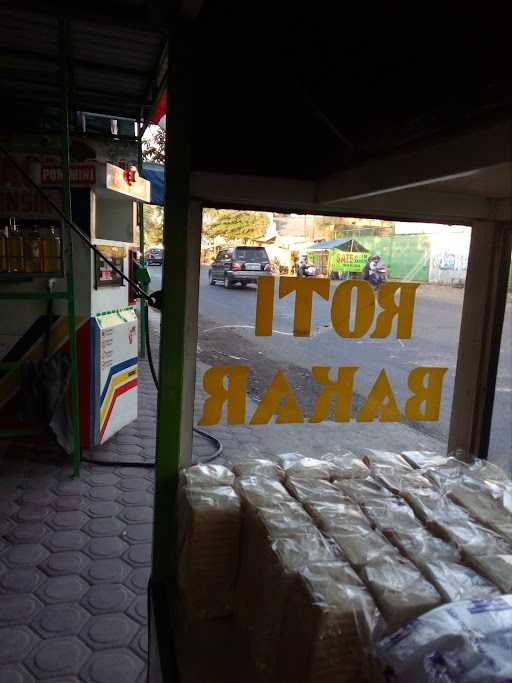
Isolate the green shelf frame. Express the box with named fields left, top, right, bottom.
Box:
left=0, top=21, right=81, bottom=476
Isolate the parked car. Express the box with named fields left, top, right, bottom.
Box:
left=145, top=247, right=164, bottom=265
left=209, top=246, right=271, bottom=288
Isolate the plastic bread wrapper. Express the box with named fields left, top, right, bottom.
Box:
left=371, top=463, right=434, bottom=496
left=284, top=456, right=334, bottom=480
left=361, top=449, right=412, bottom=472
left=375, top=595, right=512, bottom=683
left=444, top=521, right=512, bottom=558
left=245, top=527, right=335, bottom=678
left=235, top=500, right=327, bottom=629
left=179, top=463, right=234, bottom=488
left=404, top=481, right=511, bottom=555
left=305, top=500, right=368, bottom=533
left=424, top=457, right=509, bottom=493
left=448, top=480, right=512, bottom=544
left=320, top=450, right=370, bottom=480
left=177, top=485, right=241, bottom=620
left=335, top=476, right=395, bottom=504
left=285, top=476, right=348, bottom=505
left=361, top=495, right=424, bottom=536
left=328, top=521, right=398, bottom=569
left=402, top=487, right=470, bottom=526
left=400, top=450, right=449, bottom=469
left=421, top=559, right=500, bottom=602
left=361, top=554, right=442, bottom=635
left=235, top=475, right=292, bottom=509
left=277, top=451, right=307, bottom=469
left=387, top=527, right=461, bottom=567
left=277, top=560, right=380, bottom=683
left=464, top=554, right=512, bottom=593
left=232, top=458, right=285, bottom=481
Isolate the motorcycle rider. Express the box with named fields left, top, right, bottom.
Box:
left=369, top=255, right=387, bottom=289
left=297, top=254, right=309, bottom=276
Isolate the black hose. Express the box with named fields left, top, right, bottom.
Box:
left=143, top=304, right=223, bottom=462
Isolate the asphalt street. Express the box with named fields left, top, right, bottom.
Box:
left=147, top=265, right=511, bottom=460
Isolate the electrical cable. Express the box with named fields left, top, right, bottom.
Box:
left=0, top=144, right=223, bottom=465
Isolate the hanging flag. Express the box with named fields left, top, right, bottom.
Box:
left=150, top=90, right=167, bottom=130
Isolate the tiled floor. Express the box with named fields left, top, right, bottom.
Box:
left=0, top=360, right=162, bottom=682
left=0, top=449, right=153, bottom=682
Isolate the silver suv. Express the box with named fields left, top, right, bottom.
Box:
left=208, top=246, right=271, bottom=288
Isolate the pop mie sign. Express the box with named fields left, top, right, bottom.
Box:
left=199, top=277, right=447, bottom=426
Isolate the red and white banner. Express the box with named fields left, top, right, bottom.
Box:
left=150, top=91, right=167, bottom=130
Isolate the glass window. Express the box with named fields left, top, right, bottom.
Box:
left=197, top=213, right=472, bottom=458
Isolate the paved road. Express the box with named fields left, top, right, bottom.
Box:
left=147, top=265, right=511, bottom=461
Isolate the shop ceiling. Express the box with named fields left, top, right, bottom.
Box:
left=0, top=2, right=511, bottom=223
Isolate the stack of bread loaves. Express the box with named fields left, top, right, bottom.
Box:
left=176, top=451, right=512, bottom=682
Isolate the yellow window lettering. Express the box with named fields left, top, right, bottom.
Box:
left=255, top=275, right=275, bottom=336
left=250, top=369, right=304, bottom=424
left=198, top=365, right=249, bottom=426
left=357, top=369, right=401, bottom=422
left=309, top=366, right=358, bottom=423
left=405, top=367, right=447, bottom=420
left=371, top=282, right=419, bottom=339
left=279, top=276, right=330, bottom=337
left=331, top=280, right=374, bottom=338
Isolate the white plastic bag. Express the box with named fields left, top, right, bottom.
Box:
left=377, top=595, right=512, bottom=683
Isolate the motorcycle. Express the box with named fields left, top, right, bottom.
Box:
left=297, top=263, right=316, bottom=277
left=369, top=265, right=387, bottom=290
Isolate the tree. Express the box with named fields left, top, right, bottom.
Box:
left=143, top=205, right=164, bottom=246
left=142, top=125, right=165, bottom=163
left=203, top=209, right=270, bottom=241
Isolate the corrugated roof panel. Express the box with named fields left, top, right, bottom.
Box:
left=0, top=4, right=165, bottom=121
left=72, top=20, right=163, bottom=71
left=75, top=68, right=146, bottom=94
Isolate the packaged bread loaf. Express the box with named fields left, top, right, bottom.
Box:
left=329, top=521, right=396, bottom=569
left=236, top=501, right=321, bottom=628
left=402, top=487, right=469, bottom=525
left=361, top=495, right=423, bottom=536
left=305, top=500, right=366, bottom=533
left=286, top=476, right=346, bottom=505
left=362, top=449, right=412, bottom=471
left=448, top=481, right=512, bottom=543
left=405, top=485, right=512, bottom=556
left=248, top=526, right=334, bottom=679
left=285, top=456, right=333, bottom=480
left=277, top=561, right=378, bottom=683
left=400, top=450, right=449, bottom=469
left=232, top=458, right=284, bottom=481
left=465, top=554, right=512, bottom=593
left=362, top=554, right=442, bottom=633
left=235, top=475, right=292, bottom=509
left=320, top=451, right=369, bottom=480
left=371, top=464, right=433, bottom=496
left=421, top=560, right=500, bottom=602
left=177, top=485, right=241, bottom=619
left=277, top=452, right=305, bottom=469
left=387, top=526, right=460, bottom=567
left=424, top=457, right=470, bottom=490
left=434, top=519, right=511, bottom=557
left=336, top=476, right=394, bottom=504
left=179, top=463, right=234, bottom=488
